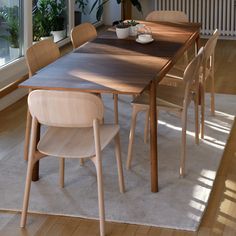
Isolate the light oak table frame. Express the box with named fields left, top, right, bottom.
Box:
left=20, top=21, right=200, bottom=193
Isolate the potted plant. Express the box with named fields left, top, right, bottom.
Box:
left=127, top=20, right=139, bottom=36
left=115, top=22, right=130, bottom=39
left=48, top=1, right=67, bottom=42
left=0, top=6, right=20, bottom=59
left=33, top=0, right=53, bottom=42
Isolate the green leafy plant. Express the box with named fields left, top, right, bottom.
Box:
left=33, top=0, right=53, bottom=40
left=0, top=6, right=20, bottom=48
left=48, top=1, right=66, bottom=31
left=33, top=0, right=66, bottom=41
left=127, top=19, right=139, bottom=26
left=90, top=0, right=142, bottom=21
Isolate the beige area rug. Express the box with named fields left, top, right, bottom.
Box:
left=0, top=94, right=235, bottom=231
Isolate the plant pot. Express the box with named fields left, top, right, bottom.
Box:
left=40, top=36, right=54, bottom=41
left=9, top=47, right=20, bottom=60
left=51, top=30, right=66, bottom=42
left=116, top=27, right=130, bottom=39
left=129, top=25, right=138, bottom=36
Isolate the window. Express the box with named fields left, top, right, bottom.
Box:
left=0, top=0, right=23, bottom=67
left=32, top=0, right=68, bottom=43
left=0, top=0, right=100, bottom=70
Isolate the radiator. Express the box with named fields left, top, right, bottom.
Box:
left=155, top=0, right=236, bottom=37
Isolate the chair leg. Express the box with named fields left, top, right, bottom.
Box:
left=200, top=81, right=205, bottom=139
left=59, top=158, right=65, bottom=188
left=91, top=155, right=105, bottom=236
left=114, top=94, right=119, bottom=124
left=20, top=158, right=35, bottom=227
left=194, top=96, right=199, bottom=145
left=114, top=133, right=125, bottom=193
left=92, top=119, right=105, bottom=236
left=24, top=108, right=32, bottom=161
left=126, top=106, right=140, bottom=170
left=21, top=118, right=38, bottom=228
left=210, top=73, right=215, bottom=116
left=180, top=111, right=187, bottom=177
left=144, top=109, right=150, bottom=144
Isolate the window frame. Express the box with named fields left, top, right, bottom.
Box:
left=0, top=0, right=24, bottom=68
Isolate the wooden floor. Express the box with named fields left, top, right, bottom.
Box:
left=0, top=38, right=236, bottom=235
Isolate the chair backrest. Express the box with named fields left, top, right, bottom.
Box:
left=145, top=10, right=188, bottom=22
left=183, top=47, right=204, bottom=103
left=28, top=90, right=104, bottom=128
left=71, top=22, right=97, bottom=49
left=26, top=39, right=60, bottom=77
left=203, top=29, right=219, bottom=70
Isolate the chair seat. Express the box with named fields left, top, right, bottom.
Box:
left=38, top=124, right=119, bottom=158
left=132, top=84, right=186, bottom=110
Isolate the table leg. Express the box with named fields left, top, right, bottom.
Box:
left=150, top=81, right=158, bottom=193
left=32, top=122, right=40, bottom=181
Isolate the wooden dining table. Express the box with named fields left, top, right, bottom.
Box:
left=19, top=21, right=200, bottom=193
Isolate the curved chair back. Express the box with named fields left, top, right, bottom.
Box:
left=145, top=10, right=188, bottom=22
left=183, top=47, right=203, bottom=103
left=203, top=29, right=219, bottom=74
left=71, top=22, right=97, bottom=49
left=204, top=29, right=219, bottom=60
left=28, top=90, right=104, bottom=128
left=26, top=39, right=60, bottom=77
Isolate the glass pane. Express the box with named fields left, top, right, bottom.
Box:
left=75, top=0, right=101, bottom=26
left=32, top=0, right=68, bottom=43
left=0, top=0, right=23, bottom=67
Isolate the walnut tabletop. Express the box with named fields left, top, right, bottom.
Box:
left=20, top=21, right=200, bottom=95
left=19, top=21, right=200, bottom=193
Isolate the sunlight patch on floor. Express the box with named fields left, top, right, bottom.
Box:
left=158, top=120, right=225, bottom=149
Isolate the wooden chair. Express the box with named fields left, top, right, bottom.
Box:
left=26, top=39, right=60, bottom=77
left=24, top=39, right=60, bottom=161
left=200, top=29, right=219, bottom=139
left=71, top=22, right=97, bottom=49
left=126, top=48, right=203, bottom=177
left=146, top=10, right=188, bottom=22
left=20, top=90, right=125, bottom=236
